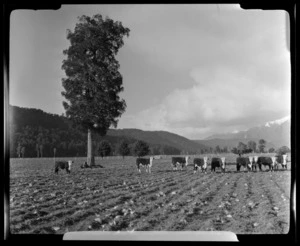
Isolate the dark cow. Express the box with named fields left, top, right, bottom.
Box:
left=193, top=156, right=209, bottom=174
left=211, top=157, right=226, bottom=173
left=136, top=157, right=154, bottom=173
left=275, top=154, right=288, bottom=170
left=55, top=160, right=73, bottom=174
left=171, top=156, right=189, bottom=171
left=257, top=156, right=276, bottom=172
left=236, top=157, right=252, bottom=172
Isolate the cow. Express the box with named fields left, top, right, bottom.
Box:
left=136, top=156, right=154, bottom=173
left=236, top=157, right=251, bottom=172
left=257, top=156, right=277, bottom=172
left=55, top=160, right=73, bottom=174
left=251, top=156, right=259, bottom=171
left=211, top=157, right=226, bottom=173
left=275, top=154, right=288, bottom=170
left=171, top=156, right=189, bottom=171
left=193, top=157, right=209, bottom=174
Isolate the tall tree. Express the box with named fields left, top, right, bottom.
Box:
left=61, top=14, right=130, bottom=166
left=35, top=143, right=40, bottom=157
left=215, top=145, right=221, bottom=153
left=98, top=140, right=112, bottom=159
left=232, top=142, right=252, bottom=156
left=21, top=146, right=25, bottom=158
left=223, top=146, right=228, bottom=153
left=39, top=144, right=43, bottom=158
left=16, top=143, right=21, bottom=158
left=258, top=139, right=266, bottom=153
left=237, top=142, right=247, bottom=154
left=117, top=140, right=130, bottom=159
left=247, top=140, right=257, bottom=153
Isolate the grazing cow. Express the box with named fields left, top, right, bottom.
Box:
left=136, top=156, right=154, bottom=173
left=236, top=157, right=251, bottom=172
left=193, top=157, right=209, bottom=174
left=211, top=157, right=226, bottom=173
left=257, top=156, right=277, bottom=172
left=275, top=154, right=288, bottom=170
left=171, top=156, right=189, bottom=171
left=55, top=160, right=73, bottom=174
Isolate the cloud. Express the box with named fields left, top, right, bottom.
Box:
left=115, top=6, right=290, bottom=139
left=121, top=59, right=290, bottom=139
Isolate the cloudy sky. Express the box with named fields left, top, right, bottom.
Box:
left=9, top=4, right=291, bottom=140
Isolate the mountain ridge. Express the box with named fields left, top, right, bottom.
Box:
left=195, top=116, right=290, bottom=149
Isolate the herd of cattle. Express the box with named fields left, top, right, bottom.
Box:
left=54, top=154, right=288, bottom=174
left=136, top=154, right=288, bottom=174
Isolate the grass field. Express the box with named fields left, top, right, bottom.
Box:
left=9, top=155, right=291, bottom=234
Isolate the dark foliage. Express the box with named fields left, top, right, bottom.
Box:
left=9, top=105, right=183, bottom=158
left=133, top=140, right=150, bottom=157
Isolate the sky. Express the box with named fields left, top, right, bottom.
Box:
left=9, top=4, right=291, bottom=140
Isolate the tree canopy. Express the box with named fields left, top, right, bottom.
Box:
left=134, top=140, right=150, bottom=157
left=61, top=14, right=130, bottom=135
left=98, top=140, right=112, bottom=158
left=247, top=140, right=257, bottom=152
left=232, top=142, right=252, bottom=156
left=258, top=139, right=266, bottom=153
left=117, top=140, right=131, bottom=159
left=276, top=146, right=290, bottom=155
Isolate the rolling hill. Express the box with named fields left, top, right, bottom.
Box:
left=107, top=128, right=207, bottom=153
left=9, top=105, right=208, bottom=156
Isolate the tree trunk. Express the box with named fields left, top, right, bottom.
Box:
left=87, top=128, right=95, bottom=166
left=40, top=145, right=43, bottom=158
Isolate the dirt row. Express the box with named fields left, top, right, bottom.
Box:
left=9, top=157, right=291, bottom=234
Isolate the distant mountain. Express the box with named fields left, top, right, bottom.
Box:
left=195, top=116, right=290, bottom=149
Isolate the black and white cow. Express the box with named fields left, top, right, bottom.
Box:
left=55, top=160, right=73, bottom=174
left=171, top=156, right=189, bottom=171
left=257, top=156, right=277, bottom=172
left=211, top=157, right=226, bottom=173
left=193, top=156, right=209, bottom=174
left=236, top=157, right=251, bottom=172
left=136, top=156, right=154, bottom=173
left=275, top=154, right=288, bottom=170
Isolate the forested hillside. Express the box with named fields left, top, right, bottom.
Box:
left=9, top=105, right=206, bottom=158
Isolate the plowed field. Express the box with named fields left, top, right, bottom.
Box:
left=9, top=156, right=291, bottom=234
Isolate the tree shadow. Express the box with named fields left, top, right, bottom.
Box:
left=81, top=164, right=104, bottom=169
left=274, top=168, right=289, bottom=172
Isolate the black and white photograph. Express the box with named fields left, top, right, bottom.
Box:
left=6, top=3, right=293, bottom=240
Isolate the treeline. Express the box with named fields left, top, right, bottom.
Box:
left=8, top=105, right=184, bottom=158
left=10, top=125, right=290, bottom=158
left=230, top=139, right=290, bottom=156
